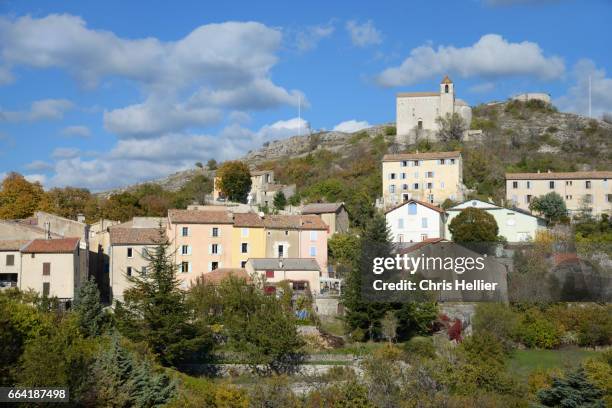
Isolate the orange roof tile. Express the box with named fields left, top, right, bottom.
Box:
left=21, top=237, right=80, bottom=254
left=383, top=151, right=461, bottom=162
left=168, top=209, right=233, bottom=224
left=110, top=228, right=160, bottom=245
left=505, top=171, right=612, bottom=180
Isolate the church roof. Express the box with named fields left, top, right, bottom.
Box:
left=397, top=92, right=438, bottom=98
left=441, top=75, right=453, bottom=84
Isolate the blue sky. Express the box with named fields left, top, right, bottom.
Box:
left=0, top=0, right=611, bottom=191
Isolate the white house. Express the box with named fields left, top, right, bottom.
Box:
left=385, top=200, right=446, bottom=243
left=445, top=199, right=547, bottom=243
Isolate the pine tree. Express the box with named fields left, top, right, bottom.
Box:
left=273, top=190, right=287, bottom=211
left=73, top=277, right=106, bottom=336
left=130, top=359, right=177, bottom=408
left=116, top=227, right=212, bottom=367
left=90, top=334, right=135, bottom=407
left=537, top=367, right=605, bottom=408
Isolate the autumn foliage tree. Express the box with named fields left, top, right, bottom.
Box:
left=0, top=172, right=44, bottom=219
left=449, top=207, right=499, bottom=243
left=216, top=161, right=252, bottom=203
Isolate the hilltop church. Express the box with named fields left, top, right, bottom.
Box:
left=396, top=76, right=472, bottom=139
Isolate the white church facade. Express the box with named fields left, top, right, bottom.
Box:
left=396, top=76, right=472, bottom=138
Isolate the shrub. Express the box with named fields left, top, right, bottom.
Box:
left=472, top=303, right=519, bottom=352
left=576, top=306, right=612, bottom=347
left=403, top=336, right=435, bottom=360
left=384, top=125, right=396, bottom=136
left=515, top=309, right=562, bottom=349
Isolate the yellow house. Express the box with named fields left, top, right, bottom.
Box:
left=231, top=213, right=266, bottom=268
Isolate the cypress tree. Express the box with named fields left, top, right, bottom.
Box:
left=73, top=277, right=106, bottom=336
left=537, top=367, right=605, bottom=408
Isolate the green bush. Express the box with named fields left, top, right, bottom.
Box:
left=515, top=309, right=562, bottom=349
left=384, top=125, right=396, bottom=136
left=577, top=306, right=612, bottom=347
left=403, top=336, right=435, bottom=360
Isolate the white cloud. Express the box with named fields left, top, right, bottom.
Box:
left=0, top=15, right=305, bottom=138
left=376, top=34, right=565, bottom=87
left=256, top=117, right=310, bottom=140
left=61, top=125, right=91, bottom=138
left=294, top=23, right=335, bottom=52
left=25, top=160, right=54, bottom=171
left=24, top=173, right=46, bottom=185
left=468, top=82, right=496, bottom=93
left=51, top=147, right=80, bottom=159
left=555, top=59, right=612, bottom=118
left=346, top=20, right=382, bottom=47
left=0, top=98, right=73, bottom=122
left=333, top=119, right=371, bottom=133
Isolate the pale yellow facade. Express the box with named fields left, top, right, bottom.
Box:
left=231, top=225, right=266, bottom=269
left=506, top=171, right=612, bottom=217
left=382, top=151, right=464, bottom=208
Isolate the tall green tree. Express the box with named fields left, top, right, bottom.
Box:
left=537, top=368, right=605, bottom=408
left=74, top=278, right=108, bottom=337
left=449, top=207, right=499, bottom=243
left=0, top=172, right=44, bottom=219
left=273, top=190, right=287, bottom=211
left=115, top=228, right=212, bottom=367
left=216, top=161, right=252, bottom=203
left=529, top=192, right=567, bottom=223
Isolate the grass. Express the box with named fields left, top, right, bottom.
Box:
left=508, top=348, right=600, bottom=378
left=318, top=316, right=345, bottom=337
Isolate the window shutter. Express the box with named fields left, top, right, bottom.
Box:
left=42, top=262, right=51, bottom=275
left=188, top=262, right=192, bottom=273
left=208, top=244, right=212, bottom=255
left=188, top=245, right=192, bottom=255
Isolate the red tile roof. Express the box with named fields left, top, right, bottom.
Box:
left=383, top=151, right=461, bottom=162
left=21, top=237, right=80, bottom=254
left=110, top=228, right=160, bottom=245
left=263, top=214, right=328, bottom=230
left=168, top=209, right=233, bottom=224
left=398, top=238, right=446, bottom=253
left=505, top=171, right=612, bottom=180
left=201, top=268, right=251, bottom=284
left=385, top=199, right=446, bottom=214
left=233, top=213, right=265, bottom=228
left=302, top=202, right=345, bottom=214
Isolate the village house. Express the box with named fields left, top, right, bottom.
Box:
left=262, top=214, right=329, bottom=272
left=0, top=240, right=27, bottom=289
left=109, top=227, right=160, bottom=302
left=19, top=237, right=84, bottom=300
left=212, top=169, right=295, bottom=206
left=167, top=209, right=234, bottom=285
left=245, top=258, right=322, bottom=295
left=382, top=151, right=464, bottom=208
left=231, top=212, right=266, bottom=269
left=385, top=199, right=446, bottom=243
left=301, top=202, right=350, bottom=234
left=446, top=199, right=546, bottom=243
left=506, top=171, right=612, bottom=218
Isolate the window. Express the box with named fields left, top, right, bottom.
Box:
left=584, top=194, right=593, bottom=203
left=278, top=244, right=284, bottom=258
left=512, top=181, right=518, bottom=189
left=401, top=161, right=408, bottom=167
left=421, top=234, right=428, bottom=241
left=526, top=181, right=531, bottom=189
left=6, top=254, right=14, bottom=266
left=401, top=173, right=406, bottom=179
left=389, top=185, right=395, bottom=193
left=42, top=262, right=50, bottom=276
left=413, top=160, right=419, bottom=166
left=241, top=243, right=248, bottom=253
left=181, top=227, right=189, bottom=237
left=549, top=181, right=555, bottom=189
left=438, top=159, right=445, bottom=165
left=398, top=234, right=404, bottom=242
left=421, top=217, right=428, bottom=228
left=127, top=247, right=133, bottom=258
left=402, top=184, right=408, bottom=190
left=450, top=159, right=455, bottom=165
left=181, top=245, right=190, bottom=255
left=427, top=194, right=434, bottom=203
left=607, top=194, right=612, bottom=203
left=211, top=244, right=219, bottom=254
left=426, top=171, right=434, bottom=178
left=566, top=195, right=573, bottom=200
left=212, top=227, right=219, bottom=237
left=389, top=173, right=396, bottom=180
left=241, top=261, right=247, bottom=268
left=398, top=218, right=404, bottom=229
left=266, top=270, right=274, bottom=278
left=445, top=84, right=449, bottom=93
left=284, top=230, right=289, bottom=236
left=566, top=180, right=573, bottom=186
left=241, top=228, right=249, bottom=237
left=417, top=120, right=423, bottom=129
left=310, top=231, right=318, bottom=241
left=211, top=262, right=219, bottom=271
left=408, top=203, right=417, bottom=215
left=42, top=282, right=50, bottom=297
left=181, top=262, right=190, bottom=273
left=403, top=194, right=409, bottom=202
left=413, top=183, right=419, bottom=190
left=309, top=247, right=317, bottom=256
left=427, top=182, right=433, bottom=189
left=126, top=267, right=132, bottom=277
left=526, top=195, right=532, bottom=203
left=585, top=180, right=592, bottom=189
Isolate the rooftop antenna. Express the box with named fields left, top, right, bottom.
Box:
left=588, top=75, right=592, bottom=118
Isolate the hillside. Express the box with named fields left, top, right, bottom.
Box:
left=103, top=100, right=612, bottom=209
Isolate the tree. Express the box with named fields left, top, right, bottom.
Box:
left=381, top=311, right=398, bottom=343
left=206, top=159, right=218, bottom=170
left=115, top=228, right=212, bottom=367
left=39, top=187, right=92, bottom=220
left=448, top=207, right=499, bottom=243
left=102, top=192, right=142, bottom=222
left=529, top=192, right=567, bottom=223
left=174, top=174, right=212, bottom=207
left=537, top=368, right=605, bottom=408
left=195, top=162, right=203, bottom=169
left=73, top=278, right=107, bottom=337
left=273, top=191, right=287, bottom=211
left=0, top=172, right=44, bottom=219
left=436, top=113, right=467, bottom=142
left=216, top=161, right=252, bottom=203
